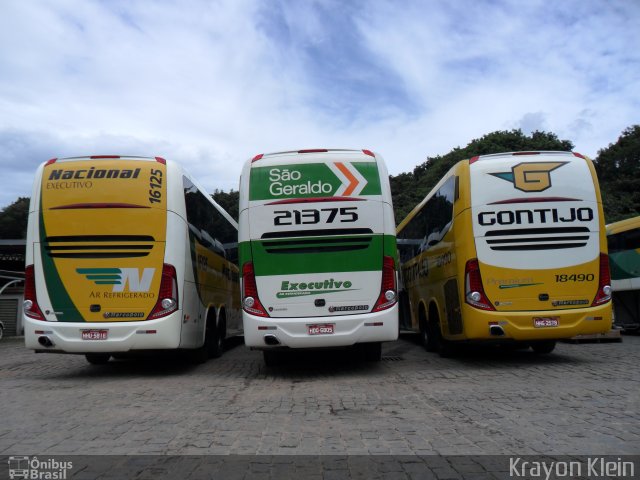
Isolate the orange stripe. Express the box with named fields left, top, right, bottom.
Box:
left=335, top=162, right=358, bottom=196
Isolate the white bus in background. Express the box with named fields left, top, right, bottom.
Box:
left=239, top=149, right=399, bottom=364
left=23, top=155, right=241, bottom=364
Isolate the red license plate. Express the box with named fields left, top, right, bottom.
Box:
left=308, top=324, right=335, bottom=335
left=81, top=329, right=108, bottom=340
left=533, top=317, right=559, bottom=328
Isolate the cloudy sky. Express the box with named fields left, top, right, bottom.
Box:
left=1, top=0, right=638, bottom=209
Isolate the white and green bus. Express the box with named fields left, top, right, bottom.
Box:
left=239, top=149, right=398, bottom=364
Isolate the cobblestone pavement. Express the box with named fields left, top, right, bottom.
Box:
left=0, top=330, right=640, bottom=455
left=1, top=333, right=638, bottom=460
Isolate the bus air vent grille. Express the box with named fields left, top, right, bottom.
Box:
left=484, top=227, right=590, bottom=251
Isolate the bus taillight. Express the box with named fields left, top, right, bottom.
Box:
left=24, top=265, right=45, bottom=321
left=148, top=264, right=179, bottom=319
left=464, top=259, right=495, bottom=311
left=372, top=256, right=397, bottom=312
left=592, top=253, right=612, bottom=306
left=242, top=262, right=269, bottom=317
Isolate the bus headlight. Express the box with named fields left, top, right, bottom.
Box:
left=244, top=297, right=256, bottom=309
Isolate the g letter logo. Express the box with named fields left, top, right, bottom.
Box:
left=490, top=161, right=568, bottom=192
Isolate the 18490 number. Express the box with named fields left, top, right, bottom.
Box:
left=555, top=273, right=595, bottom=282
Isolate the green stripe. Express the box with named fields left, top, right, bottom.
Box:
left=76, top=268, right=121, bottom=274
left=249, top=234, right=383, bottom=276
left=39, top=198, right=84, bottom=322
left=239, top=234, right=398, bottom=276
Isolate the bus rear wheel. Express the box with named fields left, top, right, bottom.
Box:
left=85, top=354, right=110, bottom=365
left=531, top=340, right=556, bottom=354
left=363, top=342, right=382, bottom=361
left=209, top=316, right=226, bottom=359
left=263, top=350, right=281, bottom=367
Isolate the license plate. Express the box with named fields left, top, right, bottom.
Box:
left=81, top=329, right=108, bottom=340
left=308, top=324, right=335, bottom=335
left=533, top=317, right=559, bottom=328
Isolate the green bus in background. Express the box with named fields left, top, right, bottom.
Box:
left=607, top=215, right=640, bottom=331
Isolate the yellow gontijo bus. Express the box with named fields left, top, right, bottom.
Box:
left=23, top=155, right=241, bottom=364
left=606, top=215, right=640, bottom=331
left=397, top=151, right=612, bottom=355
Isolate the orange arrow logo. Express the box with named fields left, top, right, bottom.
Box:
left=335, top=162, right=359, bottom=196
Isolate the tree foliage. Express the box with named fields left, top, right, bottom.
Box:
left=2, top=126, right=639, bottom=238
left=212, top=189, right=239, bottom=221
left=390, top=129, right=574, bottom=222
left=593, top=125, right=640, bottom=222
left=0, top=197, right=30, bottom=239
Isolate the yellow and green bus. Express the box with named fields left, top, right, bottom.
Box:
left=397, top=151, right=612, bottom=355
left=607, top=215, right=640, bottom=331
left=23, top=155, right=240, bottom=364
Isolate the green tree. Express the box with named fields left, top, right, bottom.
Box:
left=390, top=129, right=573, bottom=223
left=212, top=189, right=239, bottom=221
left=0, top=197, right=30, bottom=239
left=593, top=125, right=640, bottom=223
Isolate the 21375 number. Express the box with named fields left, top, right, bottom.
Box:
left=274, top=207, right=358, bottom=226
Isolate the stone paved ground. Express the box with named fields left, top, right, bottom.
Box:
left=0, top=333, right=638, bottom=477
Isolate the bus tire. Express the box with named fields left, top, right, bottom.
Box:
left=363, top=342, right=382, bottom=361
left=531, top=340, right=556, bottom=354
left=263, top=350, right=280, bottom=367
left=210, top=315, right=226, bottom=359
left=85, top=354, right=110, bottom=365
left=430, top=306, right=454, bottom=358
left=419, top=306, right=437, bottom=352
left=187, top=316, right=215, bottom=364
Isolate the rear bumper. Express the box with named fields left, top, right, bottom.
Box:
left=24, top=312, right=182, bottom=353
left=456, top=303, right=612, bottom=341
left=243, top=304, right=398, bottom=349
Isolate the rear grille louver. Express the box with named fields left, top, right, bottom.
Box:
left=484, top=227, right=590, bottom=251
left=260, top=229, right=373, bottom=255
left=44, top=235, right=155, bottom=258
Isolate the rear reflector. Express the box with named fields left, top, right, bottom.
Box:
left=242, top=262, right=269, bottom=317
left=24, top=265, right=45, bottom=320
left=464, top=259, right=495, bottom=311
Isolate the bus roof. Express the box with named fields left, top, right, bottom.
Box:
left=250, top=149, right=377, bottom=163
left=469, top=151, right=588, bottom=164
left=606, top=215, right=640, bottom=236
